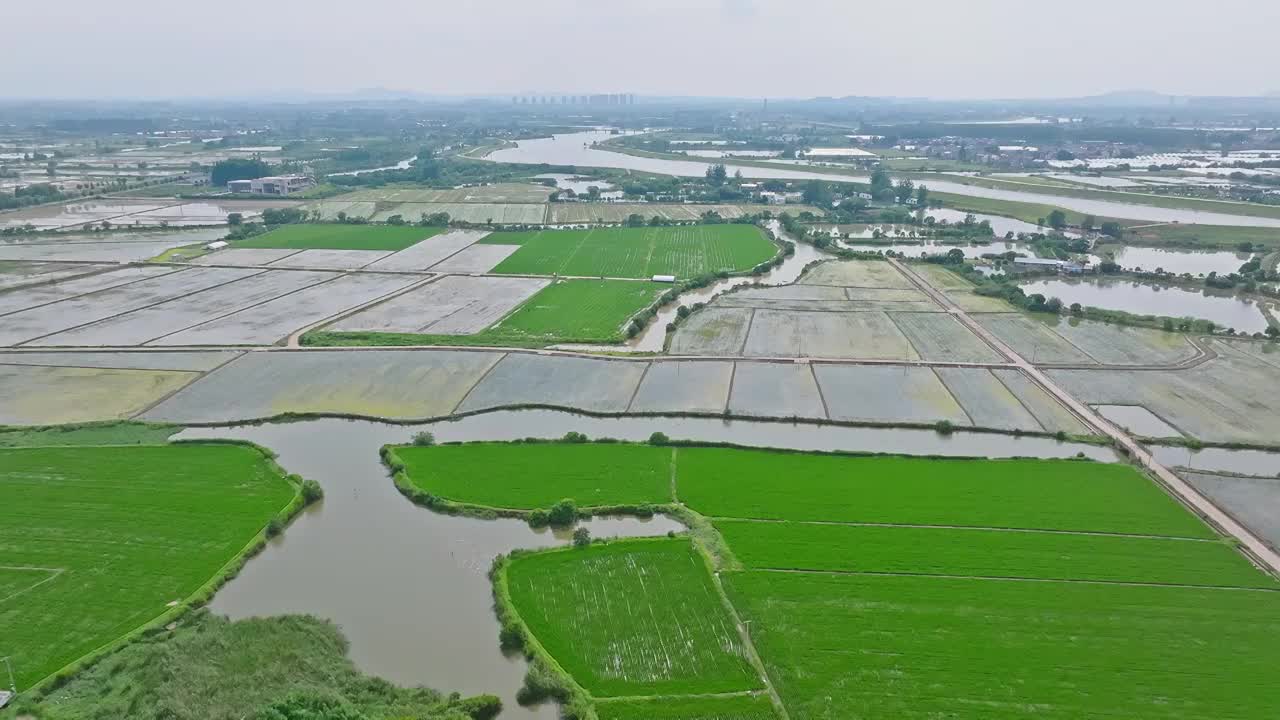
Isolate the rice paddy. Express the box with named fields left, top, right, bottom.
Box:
left=0, top=443, right=296, bottom=691
left=483, top=225, right=777, bottom=279
left=235, top=224, right=443, bottom=251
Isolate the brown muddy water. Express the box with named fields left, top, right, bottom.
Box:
left=179, top=410, right=1117, bottom=717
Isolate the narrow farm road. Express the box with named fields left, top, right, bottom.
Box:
left=889, top=257, right=1280, bottom=577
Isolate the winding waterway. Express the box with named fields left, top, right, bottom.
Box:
left=485, top=131, right=1280, bottom=227
left=184, top=410, right=1116, bottom=717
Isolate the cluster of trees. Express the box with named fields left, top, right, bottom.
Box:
left=211, top=158, right=271, bottom=187
left=0, top=182, right=67, bottom=211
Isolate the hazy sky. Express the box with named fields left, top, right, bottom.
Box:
left=5, top=0, right=1279, bottom=100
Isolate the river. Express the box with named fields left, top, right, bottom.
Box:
left=485, top=131, right=1280, bottom=228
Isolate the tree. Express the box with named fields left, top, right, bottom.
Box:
left=915, top=184, right=929, bottom=207
left=211, top=158, right=271, bottom=186
left=1081, top=215, right=1096, bottom=231
left=547, top=499, right=578, bottom=526
left=894, top=178, right=915, bottom=204
left=385, top=214, right=405, bottom=226
left=1047, top=209, right=1068, bottom=230
left=572, top=527, right=591, bottom=548
left=705, top=163, right=728, bottom=186
left=1055, top=149, right=1076, bottom=162
left=411, top=431, right=435, bottom=447
left=1070, top=302, right=1083, bottom=316
left=227, top=212, right=243, bottom=226
left=625, top=213, right=645, bottom=227
left=801, top=180, right=832, bottom=206
left=586, top=185, right=601, bottom=201
left=1099, top=221, right=1123, bottom=238
left=869, top=168, right=893, bottom=201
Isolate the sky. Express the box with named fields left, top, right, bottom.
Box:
left=4, top=0, right=1279, bottom=100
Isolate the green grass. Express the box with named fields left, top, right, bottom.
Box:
left=20, top=612, right=498, bottom=720
left=674, top=449, right=1214, bottom=538
left=0, top=421, right=178, bottom=447
left=505, top=539, right=761, bottom=698
left=235, top=224, right=442, bottom=250
left=715, top=520, right=1275, bottom=587
left=725, top=571, right=1280, bottom=720
left=0, top=444, right=296, bottom=690
left=596, top=694, right=778, bottom=720
left=483, top=225, right=777, bottom=279
left=1126, top=223, right=1280, bottom=250
left=394, top=443, right=672, bottom=510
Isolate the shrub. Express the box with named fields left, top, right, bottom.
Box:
left=572, top=527, right=591, bottom=548
left=265, top=517, right=285, bottom=538
left=934, top=420, right=954, bottom=435
left=411, top=431, right=436, bottom=447
left=547, top=499, right=578, bottom=526
left=562, top=431, right=588, bottom=444
left=300, top=479, right=324, bottom=505
left=515, top=662, right=569, bottom=705
left=648, top=431, right=670, bottom=445
left=527, top=509, right=549, bottom=527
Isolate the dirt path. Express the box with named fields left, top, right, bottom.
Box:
left=890, top=257, right=1280, bottom=577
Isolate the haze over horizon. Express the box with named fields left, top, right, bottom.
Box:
left=3, top=0, right=1279, bottom=101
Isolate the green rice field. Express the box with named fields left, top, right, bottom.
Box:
left=483, top=225, right=777, bottom=279
left=596, top=694, right=778, bottom=720
left=467, top=442, right=1280, bottom=719
left=235, top=224, right=442, bottom=250
left=490, top=279, right=663, bottom=342
left=504, top=539, right=761, bottom=697
left=0, top=444, right=296, bottom=690
left=394, top=442, right=671, bottom=510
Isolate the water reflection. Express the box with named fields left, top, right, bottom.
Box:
left=1020, top=277, right=1272, bottom=333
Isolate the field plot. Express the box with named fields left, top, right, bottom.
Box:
left=1182, top=471, right=1280, bottom=551
left=340, top=183, right=553, bottom=204
left=725, top=361, right=826, bottom=419
left=327, top=275, right=549, bottom=335
left=717, top=285, right=937, bottom=312
left=264, top=248, right=390, bottom=270
left=486, top=225, right=777, bottom=279
left=481, top=280, right=663, bottom=344
left=33, top=270, right=338, bottom=347
left=1049, top=351, right=1280, bottom=444
left=814, top=364, right=971, bottom=426
left=1218, top=338, right=1280, bottom=370
left=548, top=203, right=823, bottom=224
left=889, top=312, right=1002, bottom=362
left=425, top=243, right=519, bottom=273
left=797, top=259, right=913, bottom=289
left=742, top=310, right=919, bottom=360
left=716, top=520, right=1271, bottom=587
left=910, top=263, right=975, bottom=291
left=669, top=308, right=755, bottom=355
left=725, top=571, right=1280, bottom=720
left=0, top=267, right=261, bottom=346
left=302, top=200, right=378, bottom=221
left=373, top=202, right=547, bottom=225
left=0, top=350, right=239, bottom=372
left=192, top=248, right=302, bottom=266
left=944, top=289, right=1017, bottom=312
left=363, top=229, right=488, bottom=271
left=395, top=443, right=671, bottom=510
left=0, top=199, right=170, bottom=230
left=0, top=261, right=109, bottom=291
left=990, top=368, right=1090, bottom=434
left=935, top=367, right=1043, bottom=430
left=456, top=353, right=646, bottom=414
left=596, top=695, right=778, bottom=720
left=627, top=360, right=734, bottom=414
left=155, top=272, right=422, bottom=345
left=0, top=265, right=176, bottom=316
left=1043, top=317, right=1197, bottom=366
left=142, top=349, right=503, bottom=423
left=125, top=199, right=301, bottom=227
left=0, top=239, right=193, bottom=263
left=675, top=450, right=1213, bottom=537
left=0, top=444, right=294, bottom=690
left=974, top=313, right=1096, bottom=364
left=505, top=540, right=761, bottom=697
left=236, top=224, right=441, bottom=251
left=0, top=364, right=199, bottom=424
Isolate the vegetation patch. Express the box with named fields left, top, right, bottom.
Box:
left=484, top=225, right=777, bottom=279
left=0, top=420, right=178, bottom=447
left=596, top=693, right=778, bottom=720
left=393, top=442, right=671, bottom=512
left=504, top=539, right=762, bottom=698
left=17, top=612, right=500, bottom=720
left=1, top=443, right=297, bottom=691
left=715, top=520, right=1275, bottom=587
left=674, top=448, right=1215, bottom=538
left=235, top=223, right=441, bottom=251
left=725, top=571, right=1280, bottom=720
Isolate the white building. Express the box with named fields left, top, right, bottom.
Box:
left=228, top=175, right=314, bottom=196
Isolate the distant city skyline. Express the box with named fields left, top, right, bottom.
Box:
left=3, top=0, right=1278, bottom=100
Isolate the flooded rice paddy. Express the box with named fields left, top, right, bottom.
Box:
left=181, top=411, right=1116, bottom=717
